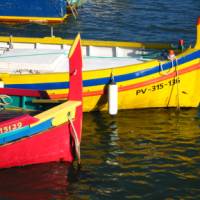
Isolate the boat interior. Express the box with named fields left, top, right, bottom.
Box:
left=0, top=40, right=171, bottom=74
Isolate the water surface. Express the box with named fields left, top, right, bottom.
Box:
left=0, top=0, right=200, bottom=199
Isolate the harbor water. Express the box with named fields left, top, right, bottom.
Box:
left=0, top=0, right=200, bottom=199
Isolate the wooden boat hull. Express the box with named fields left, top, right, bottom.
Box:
left=0, top=34, right=83, bottom=169
left=1, top=49, right=200, bottom=111
left=0, top=122, right=73, bottom=168
left=0, top=0, right=83, bottom=24
left=0, top=18, right=200, bottom=111
left=0, top=98, right=81, bottom=169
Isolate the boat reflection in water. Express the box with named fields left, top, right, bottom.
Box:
left=0, top=162, right=80, bottom=200
left=0, top=108, right=200, bottom=199
left=80, top=108, right=200, bottom=199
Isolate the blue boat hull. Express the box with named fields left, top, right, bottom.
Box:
left=0, top=0, right=69, bottom=23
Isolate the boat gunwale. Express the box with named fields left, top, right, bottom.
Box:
left=0, top=36, right=173, bottom=49
left=0, top=99, right=80, bottom=142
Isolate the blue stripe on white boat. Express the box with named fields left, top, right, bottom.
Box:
left=5, top=50, right=200, bottom=90
left=0, top=119, right=52, bottom=145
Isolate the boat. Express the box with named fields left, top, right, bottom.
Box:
left=0, top=34, right=83, bottom=169
left=0, top=0, right=83, bottom=24
left=0, top=18, right=200, bottom=112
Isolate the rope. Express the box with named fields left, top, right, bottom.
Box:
left=167, top=57, right=180, bottom=110
left=68, top=113, right=81, bottom=165
left=67, top=0, right=78, bottom=19
left=174, top=58, right=180, bottom=110
left=159, top=52, right=180, bottom=110
left=159, top=61, right=174, bottom=76
left=0, top=52, right=67, bottom=60
left=0, top=95, right=27, bottom=111
left=0, top=95, right=13, bottom=106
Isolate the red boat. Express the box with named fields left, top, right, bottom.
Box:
left=0, top=34, right=83, bottom=169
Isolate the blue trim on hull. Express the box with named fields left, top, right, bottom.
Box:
left=5, top=50, right=200, bottom=90
left=0, top=119, right=52, bottom=145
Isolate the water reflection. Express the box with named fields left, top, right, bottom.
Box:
left=80, top=108, right=200, bottom=199
left=0, top=0, right=200, bottom=198
left=0, top=162, right=80, bottom=200
left=0, top=109, right=199, bottom=199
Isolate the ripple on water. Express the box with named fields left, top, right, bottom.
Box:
left=0, top=0, right=200, bottom=199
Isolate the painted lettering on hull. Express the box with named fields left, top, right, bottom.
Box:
left=0, top=122, right=23, bottom=134
left=136, top=78, right=180, bottom=95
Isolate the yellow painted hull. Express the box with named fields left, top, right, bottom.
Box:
left=1, top=50, right=200, bottom=112
left=0, top=31, right=200, bottom=112
left=82, top=56, right=200, bottom=111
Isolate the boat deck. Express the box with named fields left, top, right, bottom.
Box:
left=0, top=47, right=146, bottom=74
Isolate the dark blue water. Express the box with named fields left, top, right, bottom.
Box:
left=0, top=0, right=200, bottom=45
left=0, top=0, right=200, bottom=199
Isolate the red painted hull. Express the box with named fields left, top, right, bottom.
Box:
left=0, top=122, right=74, bottom=169
left=0, top=33, right=83, bottom=169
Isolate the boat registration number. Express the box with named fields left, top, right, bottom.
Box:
left=136, top=78, right=180, bottom=95
left=0, top=122, right=23, bottom=134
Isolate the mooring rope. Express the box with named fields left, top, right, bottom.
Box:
left=159, top=60, right=175, bottom=76
left=0, top=95, right=13, bottom=106
left=0, top=95, right=26, bottom=111
left=168, top=57, right=180, bottom=110
left=67, top=0, right=78, bottom=19
left=0, top=52, right=67, bottom=60
left=0, top=95, right=13, bottom=111
left=174, top=58, right=180, bottom=110
left=68, top=113, right=81, bottom=165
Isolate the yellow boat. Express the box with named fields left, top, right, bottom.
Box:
left=0, top=18, right=200, bottom=112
